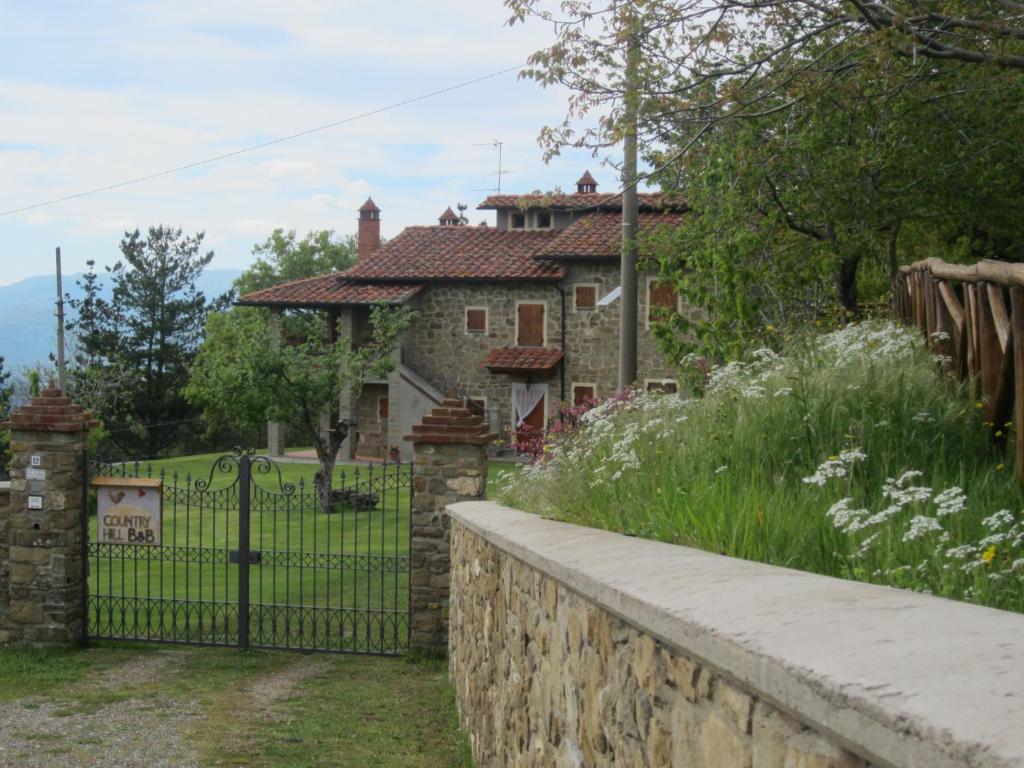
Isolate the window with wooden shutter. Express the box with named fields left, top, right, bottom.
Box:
left=378, top=397, right=389, bottom=418
left=648, top=281, right=679, bottom=324
left=572, top=384, right=596, bottom=406
left=574, top=285, right=597, bottom=310
left=517, top=303, right=545, bottom=347
left=466, top=307, right=487, bottom=334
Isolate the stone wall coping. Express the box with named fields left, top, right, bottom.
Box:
left=0, top=481, right=9, bottom=493
left=448, top=500, right=1024, bottom=768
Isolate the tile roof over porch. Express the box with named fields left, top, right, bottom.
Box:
left=236, top=278, right=423, bottom=308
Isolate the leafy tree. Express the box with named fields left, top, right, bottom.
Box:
left=234, top=229, right=357, bottom=297
left=186, top=303, right=414, bottom=511
left=508, top=1, right=1024, bottom=360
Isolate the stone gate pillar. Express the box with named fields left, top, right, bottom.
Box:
left=406, top=396, right=494, bottom=653
left=0, top=386, right=94, bottom=647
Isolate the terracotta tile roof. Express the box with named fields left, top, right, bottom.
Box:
left=340, top=226, right=566, bottom=281
left=576, top=170, right=598, bottom=187
left=477, top=191, right=682, bottom=212
left=481, top=346, right=564, bottom=373
left=359, top=197, right=380, bottom=213
left=535, top=210, right=688, bottom=260
left=237, top=277, right=423, bottom=307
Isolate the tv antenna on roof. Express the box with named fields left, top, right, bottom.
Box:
left=471, top=140, right=510, bottom=193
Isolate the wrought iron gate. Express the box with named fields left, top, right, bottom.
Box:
left=86, top=449, right=412, bottom=654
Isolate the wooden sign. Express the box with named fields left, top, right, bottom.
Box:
left=92, top=477, right=163, bottom=546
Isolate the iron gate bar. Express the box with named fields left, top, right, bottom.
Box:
left=238, top=454, right=250, bottom=651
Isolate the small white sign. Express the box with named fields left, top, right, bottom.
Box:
left=26, top=468, right=46, bottom=481
left=28, top=496, right=43, bottom=510
left=93, top=479, right=163, bottom=546
left=30, top=455, right=42, bottom=467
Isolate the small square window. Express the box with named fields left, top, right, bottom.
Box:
left=510, top=212, right=526, bottom=229
left=575, top=285, right=597, bottom=310
left=536, top=211, right=552, bottom=229
left=648, top=280, right=680, bottom=326
left=466, top=307, right=487, bottom=334
left=645, top=380, right=678, bottom=394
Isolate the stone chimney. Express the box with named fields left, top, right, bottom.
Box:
left=576, top=170, right=598, bottom=194
left=358, top=197, right=381, bottom=261
left=438, top=206, right=461, bottom=227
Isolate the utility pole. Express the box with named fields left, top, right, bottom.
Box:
left=55, top=246, right=67, bottom=392
left=618, top=18, right=641, bottom=391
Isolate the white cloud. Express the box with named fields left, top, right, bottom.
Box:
left=0, top=0, right=610, bottom=281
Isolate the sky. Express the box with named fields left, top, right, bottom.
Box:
left=0, top=0, right=621, bottom=284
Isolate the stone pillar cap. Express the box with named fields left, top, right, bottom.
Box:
left=405, top=398, right=497, bottom=446
left=3, top=385, right=98, bottom=433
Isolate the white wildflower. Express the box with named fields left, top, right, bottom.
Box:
left=982, top=510, right=1015, bottom=530
left=912, top=412, right=934, bottom=423
left=855, top=531, right=881, bottom=556
left=826, top=498, right=869, bottom=532
left=838, top=448, right=866, bottom=464
left=773, top=387, right=793, bottom=397
left=933, top=487, right=967, bottom=517
left=714, top=465, right=728, bottom=475
left=903, top=515, right=943, bottom=542
left=979, top=533, right=1009, bottom=548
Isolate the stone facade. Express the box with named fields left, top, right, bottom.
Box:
left=406, top=398, right=493, bottom=652
left=0, top=387, right=93, bottom=647
left=449, top=522, right=870, bottom=768
left=401, top=263, right=682, bottom=440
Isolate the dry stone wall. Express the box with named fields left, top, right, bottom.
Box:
left=448, top=501, right=1024, bottom=768
left=450, top=521, right=869, bottom=768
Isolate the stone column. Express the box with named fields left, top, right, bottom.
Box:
left=405, top=397, right=494, bottom=654
left=266, top=308, right=287, bottom=457
left=0, top=386, right=94, bottom=647
left=0, top=480, right=10, bottom=644
left=336, top=308, right=358, bottom=460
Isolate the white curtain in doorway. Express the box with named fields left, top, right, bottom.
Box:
left=513, top=383, right=547, bottom=427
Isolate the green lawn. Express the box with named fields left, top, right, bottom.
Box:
left=88, top=451, right=518, bottom=651
left=0, top=645, right=473, bottom=767
left=89, top=453, right=411, bottom=652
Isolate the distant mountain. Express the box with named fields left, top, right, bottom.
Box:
left=0, top=268, right=242, bottom=371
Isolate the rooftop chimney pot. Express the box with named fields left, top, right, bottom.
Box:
left=358, top=197, right=381, bottom=260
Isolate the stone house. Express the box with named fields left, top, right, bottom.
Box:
left=237, top=172, right=688, bottom=460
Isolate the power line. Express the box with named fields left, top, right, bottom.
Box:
left=0, top=64, right=525, bottom=218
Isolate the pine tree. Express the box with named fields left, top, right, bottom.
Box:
left=106, top=227, right=218, bottom=457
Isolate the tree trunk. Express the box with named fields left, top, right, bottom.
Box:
left=836, top=254, right=862, bottom=318
left=887, top=221, right=902, bottom=281
left=314, top=420, right=350, bottom=513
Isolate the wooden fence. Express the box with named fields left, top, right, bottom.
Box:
left=894, top=257, right=1024, bottom=484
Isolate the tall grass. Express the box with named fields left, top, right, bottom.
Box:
left=498, top=321, right=1024, bottom=612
